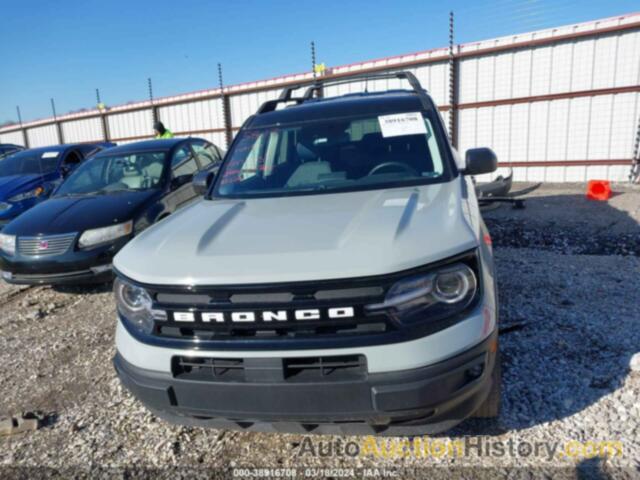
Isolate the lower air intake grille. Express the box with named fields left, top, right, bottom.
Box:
left=283, top=355, right=367, bottom=380
left=171, top=355, right=367, bottom=383
left=172, top=357, right=244, bottom=382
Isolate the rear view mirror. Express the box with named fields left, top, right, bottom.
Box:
left=192, top=170, right=215, bottom=196
left=464, top=148, right=498, bottom=176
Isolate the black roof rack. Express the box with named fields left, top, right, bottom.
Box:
left=256, top=71, right=431, bottom=114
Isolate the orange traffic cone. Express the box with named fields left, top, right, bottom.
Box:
left=586, top=180, right=612, bottom=201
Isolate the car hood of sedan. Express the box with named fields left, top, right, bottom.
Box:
left=115, top=180, right=478, bottom=285
left=4, top=190, right=158, bottom=236
left=0, top=174, right=44, bottom=200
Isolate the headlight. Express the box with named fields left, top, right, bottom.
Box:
left=9, top=186, right=44, bottom=202
left=78, top=220, right=133, bottom=249
left=366, top=263, right=477, bottom=325
left=114, top=277, right=165, bottom=334
left=0, top=233, right=16, bottom=256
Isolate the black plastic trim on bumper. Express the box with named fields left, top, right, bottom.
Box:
left=114, top=330, right=498, bottom=435
left=2, top=268, right=113, bottom=285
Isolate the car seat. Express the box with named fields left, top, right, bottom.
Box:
left=286, top=138, right=331, bottom=188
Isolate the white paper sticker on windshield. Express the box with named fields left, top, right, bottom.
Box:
left=378, top=112, right=427, bottom=138
left=41, top=151, right=59, bottom=158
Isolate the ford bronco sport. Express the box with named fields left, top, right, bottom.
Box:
left=112, top=72, right=500, bottom=435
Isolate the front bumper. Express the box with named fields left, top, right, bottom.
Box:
left=114, top=329, right=498, bottom=435
left=0, top=237, right=128, bottom=285
left=1, top=265, right=113, bottom=285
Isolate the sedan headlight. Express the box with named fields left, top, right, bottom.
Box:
left=366, top=262, right=477, bottom=325
left=114, top=277, right=165, bottom=334
left=78, top=220, right=133, bottom=249
left=9, top=186, right=44, bottom=202
left=0, top=233, right=16, bottom=256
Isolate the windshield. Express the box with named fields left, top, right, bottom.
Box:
left=214, top=111, right=451, bottom=198
left=0, top=150, right=60, bottom=177
left=55, top=151, right=167, bottom=196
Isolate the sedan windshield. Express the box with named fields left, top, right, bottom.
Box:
left=55, top=151, right=166, bottom=196
left=214, top=111, right=451, bottom=198
left=0, top=151, right=60, bottom=177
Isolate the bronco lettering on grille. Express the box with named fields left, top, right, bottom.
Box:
left=172, top=307, right=355, bottom=323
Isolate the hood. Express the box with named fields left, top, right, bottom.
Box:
left=4, top=190, right=158, bottom=236
left=0, top=174, right=46, bottom=200
left=115, top=180, right=477, bottom=285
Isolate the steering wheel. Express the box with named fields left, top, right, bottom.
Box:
left=368, top=162, right=418, bottom=176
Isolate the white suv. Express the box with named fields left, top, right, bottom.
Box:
left=112, top=72, right=500, bottom=435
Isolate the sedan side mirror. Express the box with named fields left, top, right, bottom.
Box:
left=192, top=170, right=215, bottom=196
left=170, top=174, right=192, bottom=191
left=464, top=148, right=498, bottom=175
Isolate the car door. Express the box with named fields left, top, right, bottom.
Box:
left=190, top=140, right=223, bottom=171
left=166, top=143, right=200, bottom=210
left=78, top=144, right=105, bottom=161
left=42, top=149, right=81, bottom=196
left=59, top=149, right=84, bottom=177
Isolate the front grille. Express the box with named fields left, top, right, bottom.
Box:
left=172, top=354, right=367, bottom=382
left=18, top=233, right=76, bottom=256
left=136, top=249, right=480, bottom=347
left=151, top=278, right=392, bottom=342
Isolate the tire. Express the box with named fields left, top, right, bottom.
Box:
left=473, top=350, right=501, bottom=418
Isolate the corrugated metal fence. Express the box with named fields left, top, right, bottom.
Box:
left=1, top=13, right=639, bottom=182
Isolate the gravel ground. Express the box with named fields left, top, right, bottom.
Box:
left=0, top=184, right=638, bottom=479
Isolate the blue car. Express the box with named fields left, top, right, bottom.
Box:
left=0, top=144, right=24, bottom=160
left=0, top=143, right=114, bottom=228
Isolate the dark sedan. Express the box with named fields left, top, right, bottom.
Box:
left=0, top=137, right=223, bottom=285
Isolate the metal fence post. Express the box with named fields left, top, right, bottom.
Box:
left=218, top=63, right=233, bottom=147
left=96, top=88, right=110, bottom=142
left=51, top=98, right=64, bottom=145
left=148, top=78, right=159, bottom=129
left=630, top=114, right=640, bottom=183
left=310, top=41, right=324, bottom=98
left=16, top=106, right=29, bottom=148
left=448, top=11, right=459, bottom=149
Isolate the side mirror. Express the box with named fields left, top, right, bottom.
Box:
left=170, top=174, right=192, bottom=190
left=464, top=148, right=498, bottom=175
left=192, top=170, right=215, bottom=196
